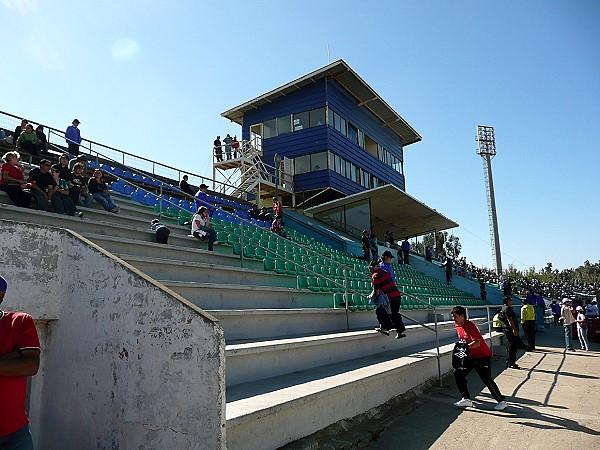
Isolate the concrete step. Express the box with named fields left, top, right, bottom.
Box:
left=224, top=320, right=464, bottom=387
left=159, top=280, right=333, bottom=310
left=225, top=331, right=503, bottom=450
left=208, top=308, right=377, bottom=341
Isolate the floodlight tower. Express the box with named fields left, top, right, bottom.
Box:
left=476, top=125, right=503, bottom=275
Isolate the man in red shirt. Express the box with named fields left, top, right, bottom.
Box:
left=451, top=305, right=507, bottom=411
left=369, top=260, right=406, bottom=339
left=0, top=275, right=41, bottom=449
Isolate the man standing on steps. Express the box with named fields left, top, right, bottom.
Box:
left=0, top=275, right=42, bottom=449
left=65, top=119, right=82, bottom=156
left=451, top=305, right=507, bottom=411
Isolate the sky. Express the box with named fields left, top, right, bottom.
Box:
left=1, top=0, right=598, bottom=273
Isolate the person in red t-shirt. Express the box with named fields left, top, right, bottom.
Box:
left=0, top=275, right=41, bottom=448
left=451, top=305, right=507, bottom=411
left=272, top=196, right=283, bottom=217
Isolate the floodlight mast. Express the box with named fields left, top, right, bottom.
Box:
left=476, top=125, right=503, bottom=275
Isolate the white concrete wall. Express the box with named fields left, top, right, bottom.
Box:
left=1, top=220, right=225, bottom=449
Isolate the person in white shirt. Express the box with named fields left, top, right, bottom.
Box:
left=191, top=206, right=217, bottom=251
left=575, top=306, right=589, bottom=351
left=585, top=300, right=598, bottom=318
left=561, top=298, right=576, bottom=351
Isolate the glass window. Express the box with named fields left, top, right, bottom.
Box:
left=358, top=130, right=364, bottom=149
left=309, top=107, right=326, bottom=127
left=293, top=111, right=310, bottom=131
left=339, top=157, right=346, bottom=177
left=364, top=134, right=378, bottom=157
left=345, top=160, right=352, bottom=180
left=350, top=163, right=357, bottom=182
left=294, top=155, right=310, bottom=174
left=339, top=117, right=347, bottom=137
left=328, top=151, right=334, bottom=171
left=328, top=107, right=334, bottom=127
left=263, top=119, right=277, bottom=139
left=311, top=152, right=327, bottom=171
left=347, top=123, right=358, bottom=145
left=334, top=154, right=342, bottom=174
left=277, top=116, right=292, bottom=135
left=314, top=205, right=345, bottom=232
left=334, top=112, right=342, bottom=133
left=344, top=199, right=371, bottom=237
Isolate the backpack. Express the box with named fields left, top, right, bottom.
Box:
left=452, top=341, right=470, bottom=370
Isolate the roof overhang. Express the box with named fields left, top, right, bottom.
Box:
left=221, top=60, right=422, bottom=146
left=305, top=185, right=458, bottom=238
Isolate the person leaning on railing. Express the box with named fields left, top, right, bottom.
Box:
left=0, top=151, right=32, bottom=208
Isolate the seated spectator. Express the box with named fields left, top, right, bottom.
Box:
left=194, top=183, right=214, bottom=216
left=88, top=169, right=120, bottom=213
left=191, top=206, right=217, bottom=251
left=248, top=203, right=260, bottom=220
left=50, top=167, right=81, bottom=217
left=70, top=163, right=93, bottom=207
left=151, top=219, right=171, bottom=244
left=425, top=246, right=433, bottom=262
left=258, top=206, right=272, bottom=222
left=13, top=119, right=28, bottom=144
left=28, top=159, right=55, bottom=211
left=0, top=151, right=32, bottom=208
left=68, top=154, right=87, bottom=171
left=52, top=154, right=73, bottom=181
left=271, top=215, right=287, bottom=239
left=179, top=175, right=195, bottom=196
left=15, top=124, right=41, bottom=156
left=35, top=125, right=50, bottom=154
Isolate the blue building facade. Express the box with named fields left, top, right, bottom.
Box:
left=223, top=60, right=421, bottom=206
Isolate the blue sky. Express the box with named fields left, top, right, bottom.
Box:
left=1, top=0, right=598, bottom=272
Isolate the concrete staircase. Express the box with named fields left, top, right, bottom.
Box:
left=0, top=192, right=499, bottom=450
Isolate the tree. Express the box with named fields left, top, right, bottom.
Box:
left=423, top=231, right=447, bottom=257
left=444, top=234, right=461, bottom=259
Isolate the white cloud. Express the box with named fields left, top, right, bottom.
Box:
left=111, top=39, right=140, bottom=63
left=2, top=0, right=37, bottom=15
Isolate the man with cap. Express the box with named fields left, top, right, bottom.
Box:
left=379, top=250, right=396, bottom=283
left=27, top=159, right=56, bottom=211
left=585, top=299, right=598, bottom=318
left=68, top=154, right=87, bottom=171
left=561, top=298, right=576, bottom=351
left=65, top=119, right=82, bottom=156
left=0, top=275, right=41, bottom=448
left=194, top=183, right=214, bottom=216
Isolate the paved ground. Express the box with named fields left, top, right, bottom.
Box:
left=367, top=324, right=600, bottom=450
left=283, top=324, right=600, bottom=450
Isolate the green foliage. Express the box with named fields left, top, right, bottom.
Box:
left=514, top=260, right=600, bottom=284
left=444, top=234, right=461, bottom=259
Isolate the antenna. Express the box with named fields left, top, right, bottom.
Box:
left=476, top=125, right=502, bottom=275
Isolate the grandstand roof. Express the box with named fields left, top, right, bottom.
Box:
left=305, top=185, right=458, bottom=239
left=221, top=60, right=422, bottom=146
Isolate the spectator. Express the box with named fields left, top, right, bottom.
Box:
left=231, top=135, right=240, bottom=158
left=70, top=163, right=93, bottom=207
left=248, top=204, right=260, bottom=220
left=369, top=260, right=406, bottom=339
left=361, top=230, right=370, bottom=261
left=499, top=297, right=522, bottom=369
left=35, top=125, right=49, bottom=155
left=369, top=233, right=378, bottom=261
left=586, top=300, right=598, bottom=318
left=191, top=206, right=217, bottom=251
left=52, top=154, right=72, bottom=181
left=194, top=183, right=214, bottom=216
left=0, top=275, right=41, bottom=449
left=425, top=246, right=433, bottom=262
left=401, top=238, right=410, bottom=265
left=223, top=134, right=233, bottom=160
left=179, top=175, right=195, bottom=196
left=151, top=219, right=171, bottom=244
left=271, top=214, right=287, bottom=239
left=479, top=279, right=487, bottom=302
left=521, top=298, right=536, bottom=351
left=28, top=159, right=55, bottom=211
left=383, top=230, right=391, bottom=248
left=88, top=169, right=120, bottom=213
left=379, top=250, right=396, bottom=283
left=575, top=306, right=589, bottom=351
left=50, top=167, right=81, bottom=217
left=388, top=231, right=395, bottom=248
left=15, top=124, right=40, bottom=156
left=451, top=305, right=507, bottom=410
left=440, top=256, right=453, bottom=284
left=65, top=119, right=82, bottom=156
left=214, top=136, right=223, bottom=162
left=0, top=151, right=32, bottom=208
left=550, top=299, right=561, bottom=326
left=68, top=154, right=87, bottom=171
left=272, top=196, right=283, bottom=217
left=258, top=207, right=273, bottom=222
left=561, top=298, right=575, bottom=351
left=13, top=119, right=28, bottom=144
